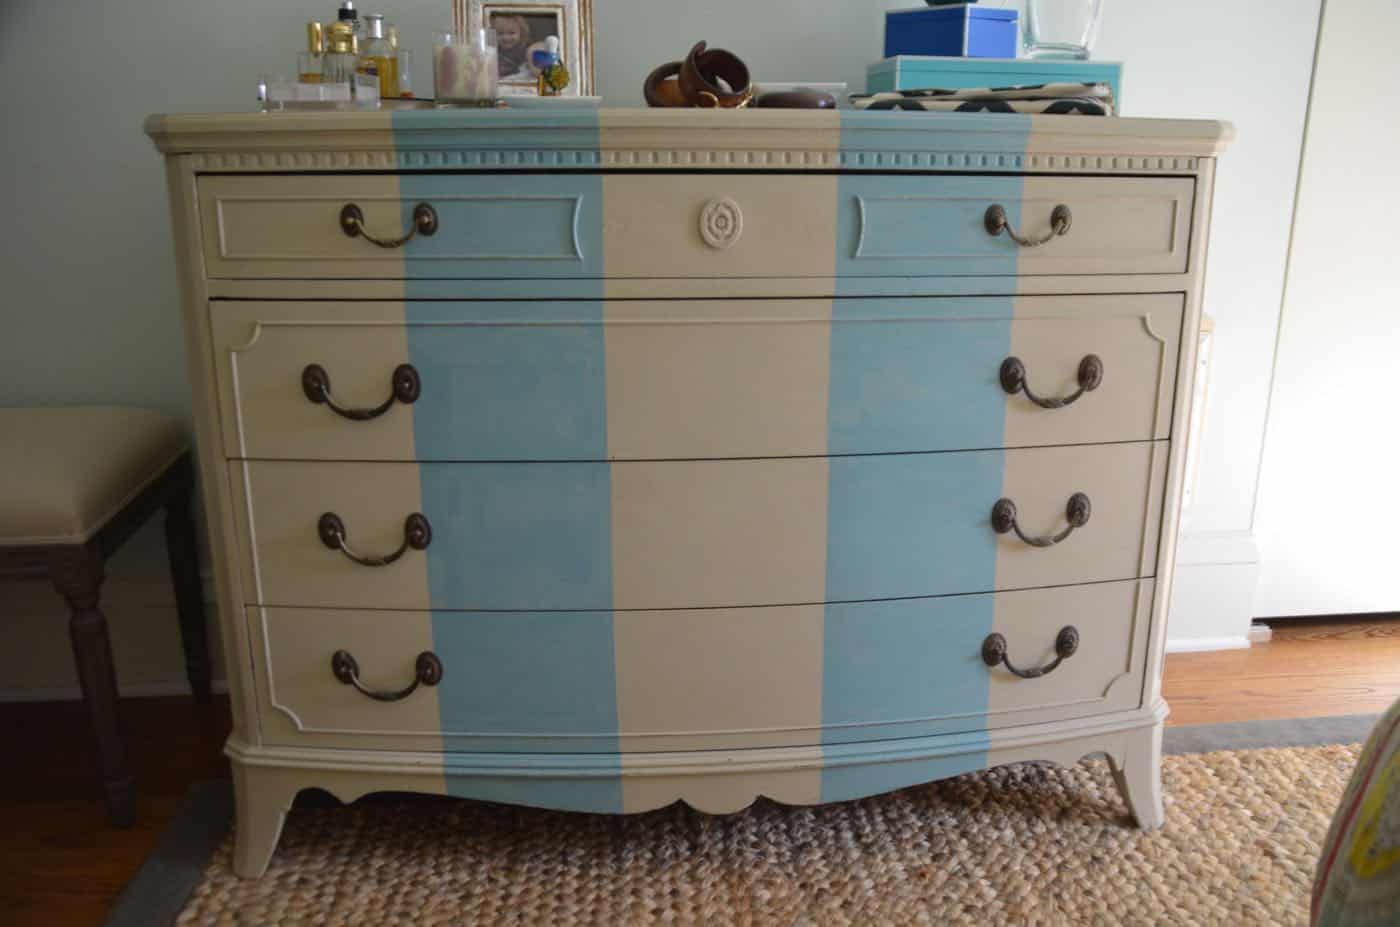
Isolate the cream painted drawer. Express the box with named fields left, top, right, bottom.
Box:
left=210, top=294, right=1182, bottom=462
left=228, top=442, right=1166, bottom=612
left=197, top=172, right=1191, bottom=280
left=249, top=579, right=1150, bottom=753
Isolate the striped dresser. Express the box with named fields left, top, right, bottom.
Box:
left=146, top=109, right=1230, bottom=878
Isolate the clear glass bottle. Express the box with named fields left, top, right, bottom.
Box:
left=1024, top=0, right=1105, bottom=60
left=358, top=13, right=398, bottom=98
left=298, top=21, right=324, bottom=83
left=321, top=19, right=358, bottom=85
left=396, top=49, right=415, bottom=98
left=388, top=24, right=414, bottom=98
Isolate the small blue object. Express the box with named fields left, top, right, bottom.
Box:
left=884, top=4, right=1018, bottom=59
left=867, top=56, right=1125, bottom=105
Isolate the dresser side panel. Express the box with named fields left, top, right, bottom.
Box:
left=163, top=157, right=258, bottom=740
left=1144, top=159, right=1216, bottom=708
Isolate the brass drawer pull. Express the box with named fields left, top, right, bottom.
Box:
left=339, top=202, right=438, bottom=248
left=318, top=512, right=432, bottom=567
left=1000, top=354, right=1104, bottom=409
left=301, top=363, right=421, bottom=421
left=331, top=650, right=443, bottom=702
left=991, top=493, right=1091, bottom=548
left=984, top=203, right=1072, bottom=247
left=981, top=627, right=1079, bottom=679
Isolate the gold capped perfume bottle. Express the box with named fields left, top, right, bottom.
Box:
left=358, top=13, right=398, bottom=98
left=321, top=19, right=358, bottom=84
left=299, top=21, right=324, bottom=83
left=336, top=0, right=361, bottom=54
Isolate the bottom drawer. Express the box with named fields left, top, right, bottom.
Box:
left=249, top=579, right=1153, bottom=753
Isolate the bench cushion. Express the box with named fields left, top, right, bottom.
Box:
left=0, top=407, right=187, bottom=545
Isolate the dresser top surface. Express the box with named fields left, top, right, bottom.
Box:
left=145, top=109, right=1231, bottom=171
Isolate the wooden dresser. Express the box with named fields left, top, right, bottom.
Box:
left=146, top=109, right=1230, bottom=878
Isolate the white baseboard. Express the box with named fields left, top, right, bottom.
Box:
left=0, top=679, right=229, bottom=703
left=1165, top=635, right=1252, bottom=654
left=1166, top=529, right=1262, bottom=651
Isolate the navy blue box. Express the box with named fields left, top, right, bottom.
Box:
left=884, top=4, right=1019, bottom=59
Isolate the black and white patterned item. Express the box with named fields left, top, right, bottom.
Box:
left=851, top=82, right=1115, bottom=116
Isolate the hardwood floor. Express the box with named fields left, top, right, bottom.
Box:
left=0, top=697, right=231, bottom=927
left=1161, top=617, right=1400, bottom=725
left=3, top=617, right=1397, bottom=926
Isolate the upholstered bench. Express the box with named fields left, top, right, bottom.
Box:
left=0, top=406, right=211, bottom=826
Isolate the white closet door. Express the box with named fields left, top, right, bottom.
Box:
left=1254, top=0, right=1400, bottom=616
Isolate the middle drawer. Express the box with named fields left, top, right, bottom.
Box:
left=211, top=294, right=1183, bottom=461
left=229, top=441, right=1166, bottom=612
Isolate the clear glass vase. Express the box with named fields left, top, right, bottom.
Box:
left=1024, top=0, right=1104, bottom=60
left=432, top=28, right=498, bottom=104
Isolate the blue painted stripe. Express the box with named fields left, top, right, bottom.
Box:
left=442, top=749, right=624, bottom=813
left=824, top=449, right=1004, bottom=602
left=391, top=172, right=605, bottom=278
left=819, top=115, right=1031, bottom=789
left=826, top=298, right=1013, bottom=455
left=415, top=462, right=613, bottom=610
left=820, top=728, right=992, bottom=803
left=432, top=610, right=619, bottom=755
left=388, top=108, right=605, bottom=168
left=394, top=113, right=620, bottom=794
left=834, top=173, right=1029, bottom=279
left=392, top=109, right=604, bottom=279
left=403, top=302, right=608, bottom=460
left=822, top=595, right=995, bottom=746
left=836, top=110, right=1036, bottom=172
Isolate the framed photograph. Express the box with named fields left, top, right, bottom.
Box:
left=457, top=0, right=594, bottom=96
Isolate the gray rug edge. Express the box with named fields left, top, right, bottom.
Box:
left=104, top=781, right=233, bottom=927
left=104, top=713, right=1383, bottom=927
left=1162, top=712, right=1379, bottom=755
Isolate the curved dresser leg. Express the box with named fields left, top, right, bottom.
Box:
left=1111, top=721, right=1165, bottom=829
left=231, top=762, right=302, bottom=879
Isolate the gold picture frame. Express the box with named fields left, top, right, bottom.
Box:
left=456, top=0, right=594, bottom=96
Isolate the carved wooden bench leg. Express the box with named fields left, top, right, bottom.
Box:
left=49, top=546, right=135, bottom=828
left=164, top=455, right=212, bottom=703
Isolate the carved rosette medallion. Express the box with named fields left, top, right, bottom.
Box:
left=699, top=197, right=743, bottom=250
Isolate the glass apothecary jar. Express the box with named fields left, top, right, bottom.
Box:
left=433, top=28, right=498, bottom=104
left=1024, top=0, right=1104, bottom=60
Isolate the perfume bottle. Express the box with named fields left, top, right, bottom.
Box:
left=298, top=21, right=324, bottom=83
left=396, top=49, right=414, bottom=98
left=336, top=0, right=361, bottom=53
left=388, top=24, right=414, bottom=98
left=358, top=13, right=398, bottom=98
left=321, top=19, right=358, bottom=85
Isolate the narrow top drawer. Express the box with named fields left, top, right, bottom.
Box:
left=197, top=173, right=604, bottom=280
left=196, top=172, right=1193, bottom=280
left=838, top=174, right=1194, bottom=277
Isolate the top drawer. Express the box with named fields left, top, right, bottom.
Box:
left=196, top=173, right=1193, bottom=280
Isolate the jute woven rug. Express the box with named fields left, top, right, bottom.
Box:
left=173, top=743, right=1358, bottom=926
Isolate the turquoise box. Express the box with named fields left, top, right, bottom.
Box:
left=885, top=5, right=1019, bottom=59
left=867, top=56, right=1125, bottom=105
